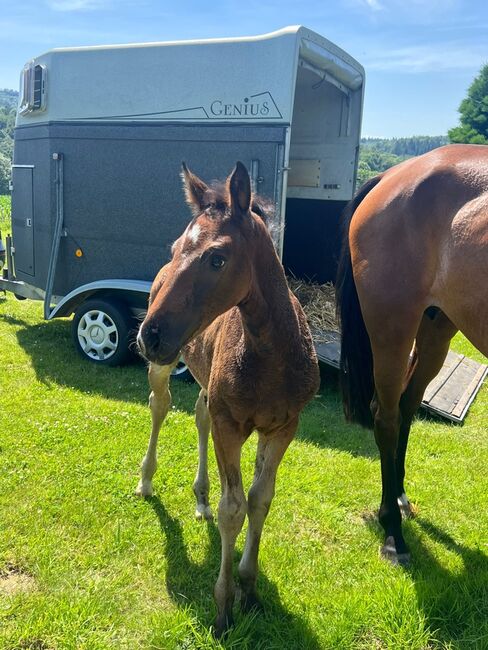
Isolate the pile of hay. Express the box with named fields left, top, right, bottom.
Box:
left=287, top=276, right=339, bottom=343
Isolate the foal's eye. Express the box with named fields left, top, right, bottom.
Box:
left=210, top=254, right=226, bottom=269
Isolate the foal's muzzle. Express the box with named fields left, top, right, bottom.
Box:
left=137, top=320, right=180, bottom=365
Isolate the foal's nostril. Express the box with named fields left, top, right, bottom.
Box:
left=140, top=322, right=161, bottom=355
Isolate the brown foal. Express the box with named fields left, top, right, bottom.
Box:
left=136, top=162, right=319, bottom=635
left=337, top=144, right=488, bottom=565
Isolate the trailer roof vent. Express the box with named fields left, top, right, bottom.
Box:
left=19, top=61, right=47, bottom=115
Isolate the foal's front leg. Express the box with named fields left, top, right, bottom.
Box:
left=135, top=363, right=174, bottom=497
left=193, top=388, right=213, bottom=520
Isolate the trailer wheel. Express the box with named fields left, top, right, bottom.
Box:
left=72, top=299, right=135, bottom=366
left=171, top=358, right=194, bottom=382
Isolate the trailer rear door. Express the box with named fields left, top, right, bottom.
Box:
left=11, top=165, right=35, bottom=277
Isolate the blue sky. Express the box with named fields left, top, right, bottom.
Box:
left=1, top=0, right=487, bottom=137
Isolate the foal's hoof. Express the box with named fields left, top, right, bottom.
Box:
left=240, top=590, right=264, bottom=615
left=135, top=480, right=154, bottom=497
left=213, top=612, right=234, bottom=639
left=195, top=504, right=213, bottom=521
left=380, top=536, right=411, bottom=567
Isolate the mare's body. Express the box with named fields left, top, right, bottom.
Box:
left=337, top=144, right=488, bottom=564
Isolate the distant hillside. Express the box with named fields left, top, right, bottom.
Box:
left=0, top=89, right=18, bottom=111
left=0, top=90, right=17, bottom=191
left=358, top=135, right=449, bottom=184
left=361, top=135, right=449, bottom=157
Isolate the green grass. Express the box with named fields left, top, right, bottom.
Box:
left=0, top=195, right=10, bottom=236
left=0, top=298, right=487, bottom=650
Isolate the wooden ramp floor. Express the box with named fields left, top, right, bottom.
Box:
left=315, top=331, right=487, bottom=423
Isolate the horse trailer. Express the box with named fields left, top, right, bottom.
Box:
left=2, top=25, right=364, bottom=367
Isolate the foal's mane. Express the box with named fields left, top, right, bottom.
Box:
left=202, top=181, right=279, bottom=238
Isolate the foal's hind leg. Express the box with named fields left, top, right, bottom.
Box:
left=193, top=388, right=213, bottom=520
left=397, top=310, right=458, bottom=517
left=211, top=424, right=247, bottom=637
left=135, top=363, right=173, bottom=497
left=238, top=421, right=296, bottom=613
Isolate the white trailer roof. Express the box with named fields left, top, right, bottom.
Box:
left=16, top=26, right=364, bottom=126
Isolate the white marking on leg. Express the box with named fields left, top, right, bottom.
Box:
left=193, top=389, right=213, bottom=520
left=135, top=363, right=173, bottom=497
left=397, top=492, right=414, bottom=519
left=397, top=492, right=410, bottom=508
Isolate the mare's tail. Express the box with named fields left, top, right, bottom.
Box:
left=335, top=176, right=383, bottom=429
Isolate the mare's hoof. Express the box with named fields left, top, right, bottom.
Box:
left=240, top=590, right=264, bottom=615
left=195, top=504, right=213, bottom=521
left=380, top=536, right=410, bottom=567
left=135, top=480, right=154, bottom=497
left=213, top=613, right=234, bottom=639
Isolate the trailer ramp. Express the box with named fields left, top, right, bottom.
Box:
left=315, top=332, right=487, bottom=423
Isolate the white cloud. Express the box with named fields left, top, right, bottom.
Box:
left=363, top=43, right=487, bottom=72
left=45, top=0, right=108, bottom=10
left=348, top=0, right=462, bottom=23
left=362, top=0, right=383, bottom=10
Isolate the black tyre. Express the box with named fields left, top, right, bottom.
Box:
left=72, top=298, right=136, bottom=367
left=171, top=357, right=194, bottom=382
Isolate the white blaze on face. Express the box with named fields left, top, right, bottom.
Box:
left=187, top=224, right=201, bottom=246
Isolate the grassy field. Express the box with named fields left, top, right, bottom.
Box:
left=0, top=295, right=486, bottom=649
left=0, top=195, right=11, bottom=236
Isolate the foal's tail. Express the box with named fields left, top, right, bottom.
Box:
left=335, top=175, right=383, bottom=429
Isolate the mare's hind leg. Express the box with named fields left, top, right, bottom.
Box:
left=135, top=363, right=173, bottom=497
left=238, top=421, right=297, bottom=613
left=193, top=388, right=213, bottom=520
left=396, top=310, right=458, bottom=517
left=367, top=314, right=421, bottom=566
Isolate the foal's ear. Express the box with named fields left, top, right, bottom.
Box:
left=228, top=161, right=251, bottom=217
left=181, top=162, right=208, bottom=214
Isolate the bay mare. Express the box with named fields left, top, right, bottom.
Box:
left=337, top=144, right=488, bottom=565
left=136, top=162, right=319, bottom=635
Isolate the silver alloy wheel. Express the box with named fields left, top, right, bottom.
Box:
left=77, top=309, right=119, bottom=361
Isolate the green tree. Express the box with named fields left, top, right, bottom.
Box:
left=0, top=153, right=11, bottom=194
left=357, top=147, right=407, bottom=185
left=448, top=64, right=488, bottom=144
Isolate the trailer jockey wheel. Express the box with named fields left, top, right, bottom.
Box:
left=72, top=299, right=135, bottom=367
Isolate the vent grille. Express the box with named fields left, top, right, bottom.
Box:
left=19, top=61, right=47, bottom=114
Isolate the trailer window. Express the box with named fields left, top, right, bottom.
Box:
left=19, top=62, right=47, bottom=114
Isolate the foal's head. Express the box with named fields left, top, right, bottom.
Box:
left=138, top=162, right=269, bottom=365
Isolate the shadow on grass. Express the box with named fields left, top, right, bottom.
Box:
left=297, top=363, right=469, bottom=462
left=409, top=518, right=488, bottom=647
left=296, top=365, right=379, bottom=458
left=146, top=495, right=322, bottom=649
left=365, top=512, right=488, bottom=646
left=11, top=315, right=200, bottom=412
left=10, top=313, right=449, bottom=461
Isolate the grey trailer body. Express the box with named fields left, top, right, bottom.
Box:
left=2, top=26, right=486, bottom=419
left=2, top=25, right=365, bottom=366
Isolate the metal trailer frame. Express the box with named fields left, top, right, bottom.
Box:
left=1, top=25, right=365, bottom=367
